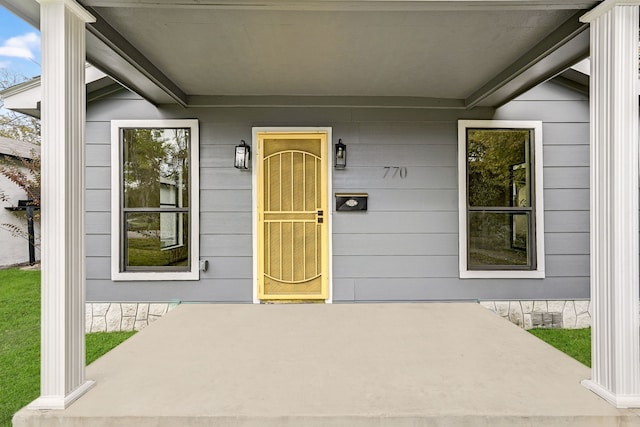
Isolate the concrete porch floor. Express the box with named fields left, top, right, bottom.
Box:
left=13, top=303, right=640, bottom=426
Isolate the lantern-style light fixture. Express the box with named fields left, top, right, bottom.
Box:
left=335, top=139, right=347, bottom=169
left=235, top=140, right=251, bottom=169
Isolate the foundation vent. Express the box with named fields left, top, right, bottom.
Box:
left=531, top=312, right=563, bottom=328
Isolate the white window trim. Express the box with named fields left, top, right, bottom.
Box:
left=110, top=119, right=200, bottom=281
left=457, top=120, right=545, bottom=279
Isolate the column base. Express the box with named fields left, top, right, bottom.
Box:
left=582, top=379, right=640, bottom=408
left=27, top=380, right=95, bottom=410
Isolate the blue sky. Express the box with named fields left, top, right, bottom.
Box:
left=0, top=6, right=41, bottom=80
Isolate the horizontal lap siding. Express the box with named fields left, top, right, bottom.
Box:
left=332, top=234, right=458, bottom=256
left=336, top=80, right=589, bottom=301
left=197, top=124, right=253, bottom=301
left=342, top=277, right=590, bottom=302
left=85, top=80, right=590, bottom=303
left=333, top=166, right=456, bottom=190
left=86, top=97, right=256, bottom=302
left=491, top=80, right=590, bottom=297
left=86, top=279, right=251, bottom=302
left=332, top=120, right=459, bottom=295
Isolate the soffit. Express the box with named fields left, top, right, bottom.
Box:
left=89, top=6, right=578, bottom=99
left=0, top=0, right=598, bottom=107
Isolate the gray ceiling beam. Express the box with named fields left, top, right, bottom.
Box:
left=552, top=69, right=590, bottom=95
left=0, top=0, right=188, bottom=106
left=86, top=82, right=128, bottom=103
left=80, top=4, right=188, bottom=107
left=465, top=10, right=591, bottom=108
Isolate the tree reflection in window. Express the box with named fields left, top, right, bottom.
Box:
left=466, top=129, right=535, bottom=269
left=122, top=128, right=190, bottom=270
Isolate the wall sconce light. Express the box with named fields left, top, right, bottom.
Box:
left=335, top=139, right=346, bottom=169
left=235, top=140, right=251, bottom=169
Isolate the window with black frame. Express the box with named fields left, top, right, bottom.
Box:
left=120, top=127, right=191, bottom=271
left=466, top=128, right=536, bottom=270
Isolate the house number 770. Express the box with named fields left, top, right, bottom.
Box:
left=383, top=166, right=408, bottom=179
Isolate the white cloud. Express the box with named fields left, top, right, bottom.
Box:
left=0, top=61, right=9, bottom=69
left=0, top=32, right=40, bottom=60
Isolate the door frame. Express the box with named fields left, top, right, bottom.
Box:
left=252, top=127, right=333, bottom=303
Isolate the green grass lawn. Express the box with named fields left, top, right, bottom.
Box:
left=86, top=331, right=136, bottom=365
left=0, top=268, right=135, bottom=427
left=529, top=327, right=591, bottom=367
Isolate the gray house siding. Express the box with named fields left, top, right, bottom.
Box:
left=494, top=80, right=590, bottom=299
left=85, top=79, right=589, bottom=303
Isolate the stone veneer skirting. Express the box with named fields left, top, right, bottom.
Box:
left=480, top=300, right=592, bottom=329
left=85, top=302, right=180, bottom=333
left=86, top=300, right=592, bottom=333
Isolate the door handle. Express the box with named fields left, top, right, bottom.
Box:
left=317, top=210, right=323, bottom=223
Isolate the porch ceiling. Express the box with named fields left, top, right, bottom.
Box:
left=1, top=0, right=598, bottom=108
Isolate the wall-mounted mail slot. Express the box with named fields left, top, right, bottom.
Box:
left=335, top=193, right=368, bottom=211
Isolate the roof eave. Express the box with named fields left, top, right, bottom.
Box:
left=465, top=10, right=591, bottom=108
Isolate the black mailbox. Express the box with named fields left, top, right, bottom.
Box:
left=335, top=193, right=368, bottom=211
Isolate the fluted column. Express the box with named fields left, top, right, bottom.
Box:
left=28, top=0, right=96, bottom=410
left=580, top=1, right=640, bottom=408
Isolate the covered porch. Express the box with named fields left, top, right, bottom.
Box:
left=2, top=0, right=640, bottom=417
left=12, top=303, right=640, bottom=426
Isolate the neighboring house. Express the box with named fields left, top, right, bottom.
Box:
left=0, top=136, right=40, bottom=267
left=2, top=0, right=638, bottom=410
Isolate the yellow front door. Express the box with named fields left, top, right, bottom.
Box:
left=257, top=132, right=328, bottom=300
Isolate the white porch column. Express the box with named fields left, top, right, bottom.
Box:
left=28, top=0, right=96, bottom=410
left=581, top=1, right=640, bottom=408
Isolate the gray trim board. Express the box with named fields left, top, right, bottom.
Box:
left=188, top=96, right=467, bottom=109
left=81, top=0, right=599, bottom=11
left=82, top=5, right=188, bottom=107
left=466, top=11, right=590, bottom=108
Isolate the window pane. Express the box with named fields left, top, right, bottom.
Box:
left=467, top=129, right=530, bottom=207
left=468, top=211, right=531, bottom=267
left=125, top=212, right=189, bottom=268
left=123, top=128, right=190, bottom=208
